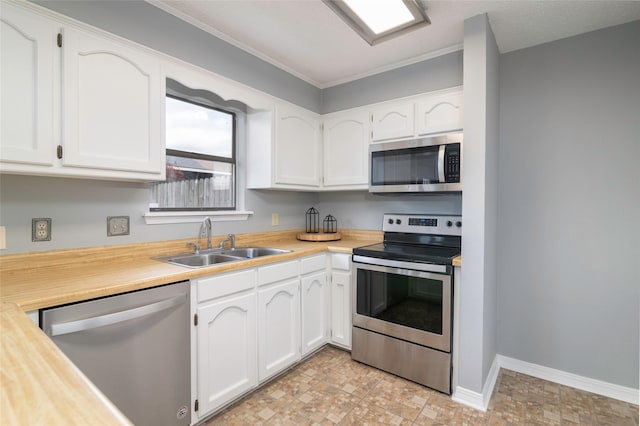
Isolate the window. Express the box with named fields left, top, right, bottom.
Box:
left=150, top=95, right=236, bottom=211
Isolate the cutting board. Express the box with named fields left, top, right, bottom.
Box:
left=296, top=232, right=342, bottom=242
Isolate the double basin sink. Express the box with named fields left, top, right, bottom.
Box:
left=155, top=247, right=291, bottom=268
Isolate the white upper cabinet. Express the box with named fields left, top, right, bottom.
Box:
left=371, top=101, right=414, bottom=142
left=0, top=2, right=164, bottom=181
left=370, top=87, right=463, bottom=143
left=274, top=103, right=321, bottom=187
left=60, top=27, right=164, bottom=179
left=415, top=90, right=463, bottom=136
left=322, top=110, right=369, bottom=189
left=0, top=3, right=56, bottom=167
left=246, top=102, right=321, bottom=190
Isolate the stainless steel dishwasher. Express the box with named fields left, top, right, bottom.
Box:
left=41, top=281, right=191, bottom=426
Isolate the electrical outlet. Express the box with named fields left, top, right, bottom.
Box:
left=31, top=218, right=51, bottom=242
left=107, top=216, right=130, bottom=236
left=272, top=213, right=279, bottom=226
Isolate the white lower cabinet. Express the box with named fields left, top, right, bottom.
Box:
left=258, top=278, right=301, bottom=382
left=194, top=269, right=257, bottom=419
left=196, top=292, right=257, bottom=416
left=193, top=254, right=348, bottom=419
left=256, top=260, right=301, bottom=382
left=300, top=255, right=329, bottom=356
left=330, top=253, right=352, bottom=349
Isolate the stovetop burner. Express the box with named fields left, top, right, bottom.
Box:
left=353, top=242, right=460, bottom=265
left=353, top=213, right=462, bottom=265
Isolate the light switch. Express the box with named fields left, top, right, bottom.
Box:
left=0, top=226, right=6, bottom=249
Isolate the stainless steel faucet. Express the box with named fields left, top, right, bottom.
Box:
left=200, top=217, right=212, bottom=250
left=186, top=242, right=200, bottom=254
left=218, top=233, right=236, bottom=250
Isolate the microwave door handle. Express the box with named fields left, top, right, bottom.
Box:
left=438, top=145, right=446, bottom=183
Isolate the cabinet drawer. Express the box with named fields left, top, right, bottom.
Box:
left=331, top=253, right=351, bottom=271
left=301, top=254, right=326, bottom=275
left=258, top=260, right=299, bottom=286
left=197, top=269, right=256, bottom=303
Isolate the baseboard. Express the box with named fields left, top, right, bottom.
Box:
left=452, top=354, right=500, bottom=411
left=453, top=354, right=639, bottom=410
left=498, top=355, right=639, bottom=405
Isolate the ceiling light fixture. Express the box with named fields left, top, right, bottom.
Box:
left=323, top=0, right=430, bottom=46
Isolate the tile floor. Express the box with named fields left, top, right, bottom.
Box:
left=206, top=346, right=639, bottom=425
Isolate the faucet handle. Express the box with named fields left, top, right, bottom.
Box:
left=187, top=242, right=200, bottom=254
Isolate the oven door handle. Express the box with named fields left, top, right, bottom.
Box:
left=352, top=255, right=449, bottom=274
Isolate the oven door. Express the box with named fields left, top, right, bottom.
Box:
left=353, top=259, right=452, bottom=353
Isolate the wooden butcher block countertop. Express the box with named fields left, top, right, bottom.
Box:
left=0, top=229, right=383, bottom=425
left=0, top=229, right=382, bottom=311
left=0, top=302, right=132, bottom=426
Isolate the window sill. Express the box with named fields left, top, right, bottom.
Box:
left=144, top=210, right=253, bottom=225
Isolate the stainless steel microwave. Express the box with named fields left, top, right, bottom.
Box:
left=369, top=133, right=462, bottom=194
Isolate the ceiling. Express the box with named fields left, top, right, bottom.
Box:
left=148, top=1, right=640, bottom=88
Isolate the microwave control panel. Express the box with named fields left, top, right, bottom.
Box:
left=444, top=144, right=461, bottom=183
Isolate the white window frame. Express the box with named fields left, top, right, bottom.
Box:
left=144, top=84, right=253, bottom=225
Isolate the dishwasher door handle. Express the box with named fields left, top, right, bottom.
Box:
left=50, top=293, right=186, bottom=337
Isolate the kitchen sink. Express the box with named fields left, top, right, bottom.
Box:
left=219, top=247, right=291, bottom=259
left=158, top=252, right=241, bottom=268
left=155, top=247, right=291, bottom=268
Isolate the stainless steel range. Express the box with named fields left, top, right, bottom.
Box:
left=351, top=213, right=461, bottom=394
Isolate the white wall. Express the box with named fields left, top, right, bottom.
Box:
left=497, top=20, right=640, bottom=389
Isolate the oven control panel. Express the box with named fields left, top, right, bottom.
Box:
left=383, top=214, right=462, bottom=235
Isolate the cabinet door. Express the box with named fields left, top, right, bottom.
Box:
left=301, top=270, right=328, bottom=356
left=0, top=4, right=56, bottom=166
left=415, top=90, right=463, bottom=136
left=258, top=279, right=300, bottom=382
left=323, top=111, right=369, bottom=188
left=61, top=27, right=164, bottom=178
left=197, top=292, right=257, bottom=417
left=331, top=270, right=352, bottom=349
left=371, top=102, right=414, bottom=142
left=274, top=104, right=320, bottom=187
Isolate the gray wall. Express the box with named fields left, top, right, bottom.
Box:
left=320, top=50, right=463, bottom=113
left=497, top=20, right=640, bottom=388
left=0, top=175, right=317, bottom=253
left=457, top=13, right=500, bottom=396
left=317, top=192, right=462, bottom=230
